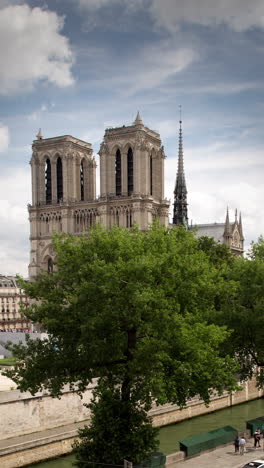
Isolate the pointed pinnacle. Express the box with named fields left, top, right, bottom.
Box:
left=36, top=128, right=43, bottom=140
left=134, top=111, right=143, bottom=125
left=224, top=206, right=231, bottom=235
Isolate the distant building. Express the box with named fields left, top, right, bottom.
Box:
left=0, top=276, right=31, bottom=332
left=193, top=208, right=244, bottom=256
left=172, top=119, right=244, bottom=255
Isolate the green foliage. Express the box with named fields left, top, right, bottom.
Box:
left=249, top=235, right=264, bottom=261
left=5, top=225, right=239, bottom=464
left=73, top=380, right=158, bottom=467
left=208, top=235, right=264, bottom=387
left=197, top=236, right=234, bottom=268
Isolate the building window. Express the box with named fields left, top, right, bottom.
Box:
left=45, top=158, right=52, bottom=204
left=57, top=157, right=63, bottom=202
left=126, top=210, right=133, bottom=228
left=150, top=154, right=153, bottom=196
left=127, top=147, right=133, bottom=195
left=115, top=149, right=122, bottom=196
left=47, top=258, right=53, bottom=273
left=80, top=161, right=84, bottom=201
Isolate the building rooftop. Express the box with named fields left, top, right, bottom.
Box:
left=33, top=135, right=92, bottom=150
left=0, top=276, right=18, bottom=288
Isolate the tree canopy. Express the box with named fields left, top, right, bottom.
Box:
left=7, top=225, right=239, bottom=464
left=211, top=235, right=264, bottom=387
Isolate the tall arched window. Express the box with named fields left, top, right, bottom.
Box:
left=127, top=147, right=133, bottom=195
left=57, top=157, right=63, bottom=202
left=150, top=154, right=153, bottom=196
left=115, top=149, right=121, bottom=195
left=80, top=161, right=84, bottom=201
left=47, top=258, right=53, bottom=273
left=45, top=158, right=52, bottom=204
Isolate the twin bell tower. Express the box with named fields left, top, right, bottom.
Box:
left=28, top=113, right=170, bottom=277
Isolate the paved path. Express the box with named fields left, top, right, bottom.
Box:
left=175, top=439, right=264, bottom=468
left=0, top=421, right=87, bottom=452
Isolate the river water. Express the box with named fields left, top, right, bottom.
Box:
left=30, top=398, right=264, bottom=467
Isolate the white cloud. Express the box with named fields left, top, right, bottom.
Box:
left=0, top=4, right=74, bottom=95
left=0, top=124, right=9, bottom=152
left=0, top=167, right=30, bottom=276
left=89, top=43, right=197, bottom=95
left=77, top=0, right=143, bottom=10
left=150, top=0, right=264, bottom=32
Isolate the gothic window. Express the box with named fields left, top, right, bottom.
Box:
left=115, top=149, right=122, bottom=196
left=150, top=155, right=153, bottom=196
left=126, top=209, right=133, bottom=228
left=47, top=258, right=53, bottom=273
left=80, top=161, right=84, bottom=201
left=56, top=157, right=63, bottom=202
left=45, top=158, right=52, bottom=204
left=127, top=147, right=133, bottom=195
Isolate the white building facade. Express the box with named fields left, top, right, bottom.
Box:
left=0, top=276, right=31, bottom=332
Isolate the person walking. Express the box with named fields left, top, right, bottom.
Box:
left=234, top=435, right=240, bottom=454
left=239, top=436, right=246, bottom=455
left=254, top=429, right=261, bottom=448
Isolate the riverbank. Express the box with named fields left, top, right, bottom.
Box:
left=1, top=398, right=264, bottom=468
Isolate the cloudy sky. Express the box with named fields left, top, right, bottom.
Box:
left=0, top=0, right=263, bottom=276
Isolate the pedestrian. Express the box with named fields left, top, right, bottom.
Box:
left=256, top=428, right=261, bottom=448
left=234, top=435, right=240, bottom=454
left=239, top=436, right=246, bottom=455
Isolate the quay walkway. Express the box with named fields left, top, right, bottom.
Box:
left=174, top=439, right=264, bottom=468
left=0, top=421, right=264, bottom=468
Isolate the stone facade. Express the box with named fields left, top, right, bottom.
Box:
left=28, top=114, right=169, bottom=277
left=193, top=208, right=244, bottom=256
left=0, top=276, right=31, bottom=332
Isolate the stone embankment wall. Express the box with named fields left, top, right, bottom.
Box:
left=150, top=376, right=263, bottom=427
left=0, top=384, right=95, bottom=440
left=0, top=376, right=262, bottom=441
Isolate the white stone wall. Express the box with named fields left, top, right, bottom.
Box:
left=0, top=385, right=95, bottom=440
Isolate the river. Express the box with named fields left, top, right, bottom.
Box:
left=30, top=398, right=264, bottom=467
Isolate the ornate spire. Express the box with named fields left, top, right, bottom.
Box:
left=224, top=206, right=231, bottom=236
left=239, top=211, right=244, bottom=240
left=134, top=111, right=143, bottom=126
left=36, top=128, right=43, bottom=140
left=173, top=109, right=188, bottom=227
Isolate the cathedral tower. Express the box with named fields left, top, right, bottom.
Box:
left=28, top=114, right=169, bottom=278
left=28, top=132, right=97, bottom=277
left=173, top=118, right=188, bottom=227
left=98, top=112, right=169, bottom=230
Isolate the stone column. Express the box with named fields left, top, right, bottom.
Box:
left=107, top=153, right=115, bottom=195
left=39, top=161, right=46, bottom=203
left=30, top=159, right=37, bottom=205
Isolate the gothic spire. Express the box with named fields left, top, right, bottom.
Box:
left=224, top=206, right=231, bottom=236
left=36, top=128, right=43, bottom=140
left=239, top=211, right=244, bottom=240
left=134, top=111, right=143, bottom=125
left=173, top=111, right=188, bottom=227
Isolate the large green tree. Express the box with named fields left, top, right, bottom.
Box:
left=210, top=235, right=264, bottom=387
left=7, top=225, right=238, bottom=465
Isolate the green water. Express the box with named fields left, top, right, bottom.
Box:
left=30, top=398, right=264, bottom=467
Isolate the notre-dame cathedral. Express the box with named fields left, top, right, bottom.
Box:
left=28, top=113, right=244, bottom=278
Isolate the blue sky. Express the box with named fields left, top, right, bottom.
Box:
left=0, top=0, right=263, bottom=276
